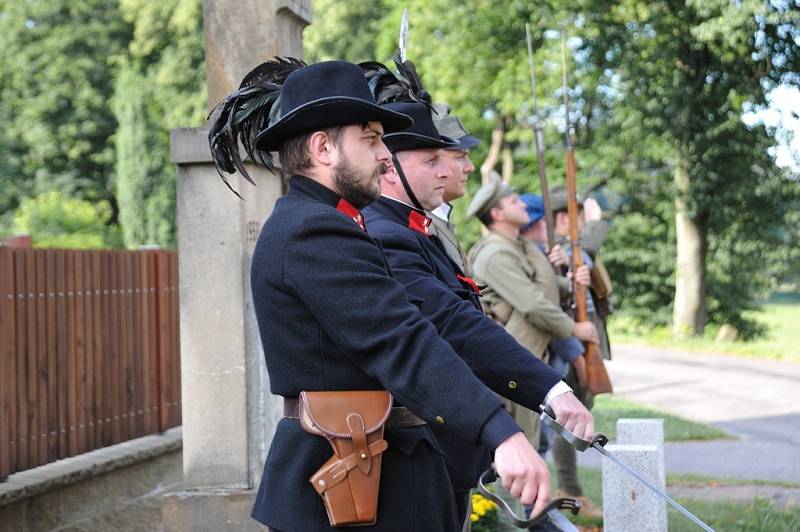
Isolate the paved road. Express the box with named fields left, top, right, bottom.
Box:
left=576, top=344, right=800, bottom=484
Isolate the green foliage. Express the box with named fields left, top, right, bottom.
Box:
left=112, top=0, right=206, bottom=249
left=609, top=301, right=800, bottom=361
left=0, top=0, right=132, bottom=209
left=304, top=0, right=391, bottom=63
left=114, top=65, right=176, bottom=248
left=302, top=0, right=800, bottom=334
left=12, top=191, right=122, bottom=249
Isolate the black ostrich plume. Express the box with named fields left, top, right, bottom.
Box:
left=359, top=53, right=433, bottom=109
left=207, top=56, right=306, bottom=197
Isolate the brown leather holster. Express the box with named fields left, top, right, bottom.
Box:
left=299, top=390, right=392, bottom=527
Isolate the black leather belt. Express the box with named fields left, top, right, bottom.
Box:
left=283, top=398, right=427, bottom=427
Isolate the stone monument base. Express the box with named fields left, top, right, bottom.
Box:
left=162, top=489, right=265, bottom=532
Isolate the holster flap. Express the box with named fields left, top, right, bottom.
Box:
left=299, top=390, right=393, bottom=438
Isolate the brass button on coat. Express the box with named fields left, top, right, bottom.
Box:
left=435, top=416, right=445, bottom=424
left=508, top=380, right=518, bottom=389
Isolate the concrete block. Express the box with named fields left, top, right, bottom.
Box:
left=617, top=418, right=666, bottom=485
left=601, top=444, right=667, bottom=532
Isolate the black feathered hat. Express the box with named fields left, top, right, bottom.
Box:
left=254, top=61, right=412, bottom=150
left=208, top=58, right=412, bottom=195
left=359, top=57, right=456, bottom=152
left=381, top=102, right=458, bottom=151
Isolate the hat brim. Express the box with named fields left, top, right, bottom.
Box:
left=254, top=97, right=413, bottom=151
left=382, top=132, right=459, bottom=152
left=447, top=134, right=480, bottom=150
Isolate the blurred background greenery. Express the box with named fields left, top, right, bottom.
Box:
left=0, top=0, right=798, bottom=343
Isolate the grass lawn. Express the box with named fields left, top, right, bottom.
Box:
left=556, top=467, right=800, bottom=531
left=593, top=394, right=732, bottom=441
left=608, top=298, right=800, bottom=362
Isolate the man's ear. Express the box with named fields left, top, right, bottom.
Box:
left=307, top=130, right=336, bottom=167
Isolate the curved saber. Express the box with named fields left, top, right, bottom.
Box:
left=539, top=408, right=715, bottom=532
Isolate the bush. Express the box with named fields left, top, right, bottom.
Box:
left=12, top=191, right=122, bottom=249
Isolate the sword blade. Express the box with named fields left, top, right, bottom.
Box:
left=545, top=508, right=580, bottom=531
left=398, top=8, right=409, bottom=62
left=593, top=443, right=715, bottom=532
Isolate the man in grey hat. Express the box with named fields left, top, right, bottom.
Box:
left=467, top=175, right=598, bottom=458
left=427, top=103, right=480, bottom=274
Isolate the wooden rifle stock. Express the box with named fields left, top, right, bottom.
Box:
left=561, top=30, right=612, bottom=395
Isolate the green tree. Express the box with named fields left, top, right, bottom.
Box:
left=305, top=0, right=800, bottom=337
left=113, top=0, right=206, bottom=248
left=577, top=0, right=800, bottom=335
left=0, top=0, right=132, bottom=210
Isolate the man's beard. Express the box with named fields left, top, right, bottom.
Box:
left=333, top=156, right=387, bottom=209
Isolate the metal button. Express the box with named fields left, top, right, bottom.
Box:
left=435, top=416, right=445, bottom=424
left=508, top=380, right=517, bottom=389
left=360, top=452, right=368, bottom=459
left=318, top=479, right=326, bottom=488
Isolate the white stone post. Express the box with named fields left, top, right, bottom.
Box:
left=601, top=419, right=667, bottom=532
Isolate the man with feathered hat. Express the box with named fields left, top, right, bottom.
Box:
left=360, top=59, right=595, bottom=530
left=208, top=59, right=592, bottom=531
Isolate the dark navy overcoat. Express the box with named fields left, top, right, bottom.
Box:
left=250, top=176, right=524, bottom=532
left=363, top=197, right=561, bottom=494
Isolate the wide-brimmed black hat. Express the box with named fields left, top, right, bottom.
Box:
left=381, top=102, right=458, bottom=152
left=253, top=61, right=413, bottom=151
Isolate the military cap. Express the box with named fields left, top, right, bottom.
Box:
left=548, top=187, right=583, bottom=213
left=467, top=172, right=515, bottom=219
left=432, top=103, right=480, bottom=150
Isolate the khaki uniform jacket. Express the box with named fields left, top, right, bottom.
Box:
left=428, top=210, right=471, bottom=276
left=469, top=231, right=574, bottom=359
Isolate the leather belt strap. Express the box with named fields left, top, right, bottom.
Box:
left=283, top=398, right=426, bottom=427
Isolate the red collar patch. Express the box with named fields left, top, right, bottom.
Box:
left=456, top=274, right=481, bottom=295
left=408, top=210, right=431, bottom=236
left=336, top=198, right=365, bottom=231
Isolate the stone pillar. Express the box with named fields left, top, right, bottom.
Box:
left=162, top=2, right=311, bottom=530
left=601, top=418, right=667, bottom=532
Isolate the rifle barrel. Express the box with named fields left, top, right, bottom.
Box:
left=560, top=28, right=613, bottom=395
left=525, top=23, right=556, bottom=249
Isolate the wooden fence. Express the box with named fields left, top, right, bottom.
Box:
left=0, top=248, right=181, bottom=480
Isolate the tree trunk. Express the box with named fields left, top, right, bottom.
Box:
left=673, top=165, right=708, bottom=336
left=501, top=145, right=514, bottom=182
left=480, top=114, right=506, bottom=185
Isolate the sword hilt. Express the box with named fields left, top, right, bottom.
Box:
left=477, top=467, right=581, bottom=529
left=539, top=405, right=608, bottom=451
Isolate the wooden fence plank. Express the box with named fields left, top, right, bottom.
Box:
left=68, top=250, right=81, bottom=455
left=0, top=247, right=15, bottom=479
left=155, top=252, right=168, bottom=432
left=35, top=250, right=48, bottom=464
left=13, top=249, right=28, bottom=472
left=56, top=250, right=68, bottom=459
left=93, top=252, right=106, bottom=449
left=45, top=249, right=58, bottom=463
left=140, top=253, right=153, bottom=435
left=80, top=252, right=94, bottom=453
left=170, top=252, right=181, bottom=428
left=24, top=249, right=38, bottom=467
left=11, top=249, right=25, bottom=471
left=132, top=253, right=144, bottom=438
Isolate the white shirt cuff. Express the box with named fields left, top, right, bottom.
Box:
left=543, top=380, right=573, bottom=406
